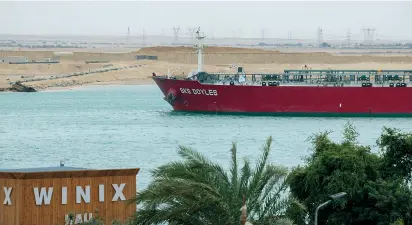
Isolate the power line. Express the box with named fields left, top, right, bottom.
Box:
left=172, top=26, right=181, bottom=41
left=142, top=28, right=146, bottom=46
left=346, top=29, right=351, bottom=47
left=187, top=27, right=196, bottom=40
left=362, top=28, right=375, bottom=45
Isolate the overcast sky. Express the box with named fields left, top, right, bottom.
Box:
left=1, top=1, right=411, bottom=40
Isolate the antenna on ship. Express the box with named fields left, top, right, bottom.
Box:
left=194, top=27, right=206, bottom=73
left=317, top=27, right=323, bottom=48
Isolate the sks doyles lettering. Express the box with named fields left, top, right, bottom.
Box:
left=180, top=88, right=218, bottom=96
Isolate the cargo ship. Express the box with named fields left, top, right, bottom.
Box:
left=152, top=28, right=412, bottom=117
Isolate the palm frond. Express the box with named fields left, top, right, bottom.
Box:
left=248, top=164, right=289, bottom=219
left=230, top=142, right=239, bottom=188
left=133, top=177, right=233, bottom=224
left=248, top=137, right=273, bottom=195
left=229, top=142, right=240, bottom=216
left=239, top=157, right=252, bottom=197
left=130, top=205, right=205, bottom=225
left=258, top=165, right=289, bottom=203
left=131, top=137, right=290, bottom=225
left=177, top=145, right=213, bottom=165
left=177, top=145, right=231, bottom=187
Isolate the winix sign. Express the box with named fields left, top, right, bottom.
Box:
left=0, top=167, right=140, bottom=225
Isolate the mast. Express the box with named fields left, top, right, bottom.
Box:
left=194, top=27, right=206, bottom=73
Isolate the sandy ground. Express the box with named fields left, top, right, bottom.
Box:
left=2, top=46, right=412, bottom=91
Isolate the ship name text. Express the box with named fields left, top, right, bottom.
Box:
left=180, top=88, right=218, bottom=96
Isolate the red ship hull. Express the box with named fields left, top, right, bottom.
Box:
left=153, top=77, right=412, bottom=117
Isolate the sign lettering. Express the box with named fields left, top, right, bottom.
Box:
left=3, top=187, right=12, bottom=205
left=76, top=186, right=90, bottom=203
left=34, top=187, right=54, bottom=205
left=65, top=213, right=93, bottom=225
left=30, top=183, right=126, bottom=206
left=62, top=187, right=67, bottom=204
left=112, top=183, right=126, bottom=201
left=180, top=88, right=218, bottom=96
left=1, top=183, right=126, bottom=206
left=99, top=184, right=104, bottom=202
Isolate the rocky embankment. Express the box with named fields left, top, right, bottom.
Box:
left=0, top=81, right=36, bottom=92
left=12, top=82, right=36, bottom=92
left=32, top=79, right=103, bottom=90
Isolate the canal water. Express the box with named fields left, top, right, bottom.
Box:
left=1, top=84, right=411, bottom=189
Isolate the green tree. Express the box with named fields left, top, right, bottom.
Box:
left=127, top=137, right=293, bottom=225
left=287, top=122, right=412, bottom=225
left=377, top=127, right=412, bottom=181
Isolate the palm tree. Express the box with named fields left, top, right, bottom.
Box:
left=127, top=136, right=293, bottom=225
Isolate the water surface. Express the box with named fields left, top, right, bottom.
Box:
left=1, top=85, right=411, bottom=189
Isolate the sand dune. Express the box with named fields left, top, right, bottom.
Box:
left=1, top=46, right=412, bottom=90
left=2, top=46, right=412, bottom=63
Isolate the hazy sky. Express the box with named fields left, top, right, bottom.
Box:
left=1, top=1, right=412, bottom=40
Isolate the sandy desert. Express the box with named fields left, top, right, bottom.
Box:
left=2, top=46, right=412, bottom=91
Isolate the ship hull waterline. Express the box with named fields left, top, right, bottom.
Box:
left=153, top=77, right=412, bottom=118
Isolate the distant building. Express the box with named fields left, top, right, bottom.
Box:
left=0, top=56, right=28, bottom=63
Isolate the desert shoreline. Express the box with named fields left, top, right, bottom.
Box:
left=38, top=80, right=157, bottom=92
left=2, top=46, right=412, bottom=92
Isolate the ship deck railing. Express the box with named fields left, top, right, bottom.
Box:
left=284, top=69, right=412, bottom=73
left=190, top=71, right=412, bottom=84
left=155, top=69, right=412, bottom=86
